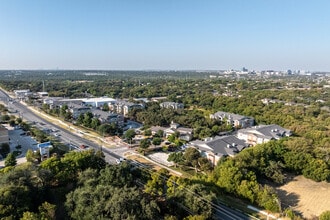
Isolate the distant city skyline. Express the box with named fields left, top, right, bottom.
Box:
left=1, top=0, right=330, bottom=71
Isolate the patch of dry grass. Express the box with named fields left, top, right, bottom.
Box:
left=276, top=175, right=330, bottom=219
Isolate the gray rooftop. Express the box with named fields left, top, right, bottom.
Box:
left=211, top=111, right=254, bottom=121
left=238, top=124, right=292, bottom=140
left=190, top=135, right=248, bottom=157
left=92, top=109, right=119, bottom=119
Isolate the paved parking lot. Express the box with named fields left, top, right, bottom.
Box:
left=0, top=124, right=38, bottom=166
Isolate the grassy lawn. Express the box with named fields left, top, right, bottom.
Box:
left=169, top=166, right=196, bottom=178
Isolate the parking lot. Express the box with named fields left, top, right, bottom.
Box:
left=0, top=124, right=38, bottom=166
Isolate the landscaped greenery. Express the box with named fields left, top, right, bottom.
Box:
left=0, top=71, right=329, bottom=218
left=0, top=151, right=218, bottom=219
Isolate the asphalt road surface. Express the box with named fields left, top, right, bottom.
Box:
left=0, top=88, right=257, bottom=220
left=0, top=89, right=120, bottom=163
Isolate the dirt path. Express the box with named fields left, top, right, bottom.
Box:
left=276, top=175, right=330, bottom=219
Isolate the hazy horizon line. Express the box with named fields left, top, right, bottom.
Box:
left=1, top=68, right=328, bottom=72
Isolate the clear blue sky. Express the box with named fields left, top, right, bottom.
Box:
left=1, top=0, right=330, bottom=71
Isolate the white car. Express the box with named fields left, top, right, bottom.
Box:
left=116, top=158, right=126, bottom=164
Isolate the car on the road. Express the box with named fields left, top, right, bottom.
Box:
left=116, top=157, right=126, bottom=164
left=80, top=144, right=89, bottom=149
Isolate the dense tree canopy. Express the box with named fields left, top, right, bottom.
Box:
left=1, top=70, right=329, bottom=218
left=66, top=165, right=160, bottom=220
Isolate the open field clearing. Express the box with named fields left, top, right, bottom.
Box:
left=276, top=175, right=330, bottom=219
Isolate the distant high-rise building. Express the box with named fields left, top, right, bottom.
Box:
left=287, top=69, right=292, bottom=75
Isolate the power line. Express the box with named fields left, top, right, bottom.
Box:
left=128, top=160, right=259, bottom=219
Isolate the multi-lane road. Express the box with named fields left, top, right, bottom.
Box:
left=0, top=88, right=258, bottom=220
left=0, top=89, right=122, bottom=163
